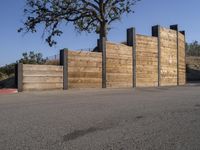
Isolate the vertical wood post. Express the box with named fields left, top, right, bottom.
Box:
left=16, top=63, right=23, bottom=92
left=98, top=38, right=106, bottom=88
left=127, top=27, right=136, bottom=88
left=152, top=25, right=161, bottom=87
left=60, top=49, right=68, bottom=90
left=170, top=25, right=179, bottom=86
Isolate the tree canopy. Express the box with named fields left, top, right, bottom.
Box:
left=19, top=0, right=140, bottom=47
left=19, top=51, right=46, bottom=64
left=0, top=51, right=46, bottom=77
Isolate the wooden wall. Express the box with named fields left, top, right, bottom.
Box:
left=106, top=42, right=133, bottom=88
left=18, top=25, right=186, bottom=92
left=136, top=35, right=158, bottom=87
left=22, top=64, right=63, bottom=91
left=160, top=27, right=178, bottom=86
left=68, top=51, right=102, bottom=88
left=178, top=32, right=186, bottom=85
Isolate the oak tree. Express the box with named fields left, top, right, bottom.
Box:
left=19, top=0, right=140, bottom=48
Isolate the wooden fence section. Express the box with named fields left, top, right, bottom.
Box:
left=178, top=32, right=186, bottom=85
left=68, top=51, right=102, bottom=88
left=16, top=25, right=186, bottom=92
left=136, top=35, right=158, bottom=87
left=159, top=27, right=178, bottom=86
left=106, top=42, right=133, bottom=88
left=22, top=64, right=63, bottom=91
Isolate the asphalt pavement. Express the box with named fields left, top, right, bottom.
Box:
left=0, top=86, right=200, bottom=150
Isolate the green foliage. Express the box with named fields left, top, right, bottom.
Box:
left=19, top=51, right=46, bottom=64
left=19, top=0, right=140, bottom=47
left=186, top=41, right=200, bottom=56
left=0, top=51, right=46, bottom=77
left=0, top=63, right=16, bottom=77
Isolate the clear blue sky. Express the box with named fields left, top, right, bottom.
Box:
left=0, top=0, right=200, bottom=66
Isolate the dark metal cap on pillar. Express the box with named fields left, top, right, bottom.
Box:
left=152, top=25, right=160, bottom=37
left=170, top=24, right=178, bottom=31
left=127, top=28, right=136, bottom=46
left=180, top=31, right=185, bottom=36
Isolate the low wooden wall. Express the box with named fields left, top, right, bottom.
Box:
left=106, top=42, right=133, bottom=88
left=68, top=51, right=102, bottom=88
left=22, top=64, right=63, bottom=91
left=136, top=35, right=158, bottom=87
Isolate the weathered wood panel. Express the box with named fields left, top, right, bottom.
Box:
left=136, top=35, right=158, bottom=87
left=106, top=42, right=133, bottom=88
left=68, top=51, right=102, bottom=88
left=22, top=64, right=63, bottom=91
left=178, top=32, right=186, bottom=85
left=160, top=27, right=178, bottom=86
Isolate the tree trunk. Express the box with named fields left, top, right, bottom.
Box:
left=100, top=22, right=107, bottom=41
left=97, top=22, right=107, bottom=52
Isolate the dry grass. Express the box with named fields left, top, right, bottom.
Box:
left=0, top=72, right=8, bottom=81
left=45, top=60, right=60, bottom=65
left=186, top=56, right=200, bottom=70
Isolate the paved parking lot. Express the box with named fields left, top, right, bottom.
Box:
left=0, top=86, right=200, bottom=150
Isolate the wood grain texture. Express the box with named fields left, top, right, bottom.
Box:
left=68, top=51, right=102, bottom=88
left=22, top=64, right=63, bottom=91
left=136, top=35, right=158, bottom=87
left=160, top=27, right=178, bottom=86
left=106, top=42, right=133, bottom=88
left=178, top=32, right=186, bottom=85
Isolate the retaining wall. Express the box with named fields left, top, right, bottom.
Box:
left=16, top=24, right=186, bottom=91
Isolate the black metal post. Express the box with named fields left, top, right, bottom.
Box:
left=127, top=27, right=137, bottom=88
left=60, top=49, right=68, bottom=90
left=17, top=63, right=23, bottom=92
left=152, top=25, right=161, bottom=87
left=99, top=38, right=106, bottom=88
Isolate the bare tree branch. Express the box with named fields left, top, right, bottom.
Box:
left=19, top=0, right=140, bottom=47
